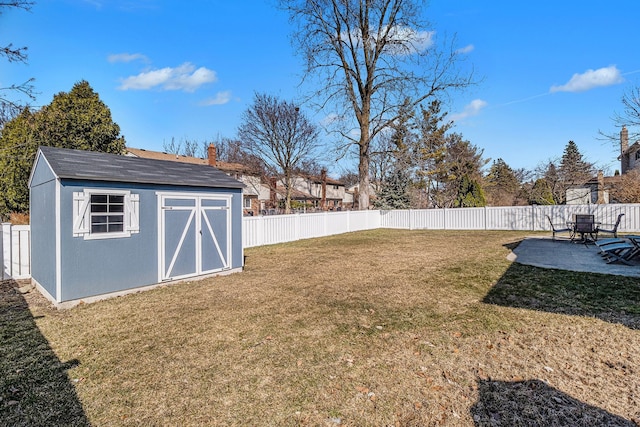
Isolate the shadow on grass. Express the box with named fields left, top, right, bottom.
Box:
left=483, top=260, right=640, bottom=330
left=471, top=378, right=635, bottom=426
left=0, top=280, right=89, bottom=426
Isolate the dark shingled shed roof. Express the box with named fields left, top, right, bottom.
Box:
left=37, top=146, right=245, bottom=189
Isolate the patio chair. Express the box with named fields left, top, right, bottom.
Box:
left=596, top=213, right=625, bottom=238
left=598, top=235, right=640, bottom=265
left=599, top=242, right=637, bottom=265
left=546, top=215, right=572, bottom=241
left=574, top=214, right=598, bottom=243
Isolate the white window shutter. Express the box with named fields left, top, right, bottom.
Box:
left=125, top=193, right=140, bottom=233
left=72, top=192, right=90, bottom=237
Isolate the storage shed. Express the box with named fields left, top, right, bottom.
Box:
left=29, top=146, right=245, bottom=307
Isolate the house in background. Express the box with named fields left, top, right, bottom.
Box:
left=275, top=170, right=346, bottom=211
left=566, top=126, right=637, bottom=205
left=127, top=145, right=269, bottom=216
left=30, top=146, right=244, bottom=307
left=619, top=125, right=640, bottom=174
left=128, top=146, right=351, bottom=214
left=565, top=171, right=612, bottom=204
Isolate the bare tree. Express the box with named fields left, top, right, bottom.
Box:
left=280, top=0, right=474, bottom=209
left=1, top=1, right=36, bottom=126
left=610, top=169, right=640, bottom=203
left=600, top=85, right=640, bottom=145
left=238, top=93, right=320, bottom=214
left=162, top=137, right=209, bottom=159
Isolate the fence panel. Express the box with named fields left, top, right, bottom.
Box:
left=2, top=223, right=31, bottom=280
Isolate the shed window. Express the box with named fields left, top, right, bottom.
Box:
left=73, top=190, right=139, bottom=239
left=90, top=194, right=125, bottom=233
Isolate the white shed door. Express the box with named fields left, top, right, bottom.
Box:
left=159, top=193, right=231, bottom=281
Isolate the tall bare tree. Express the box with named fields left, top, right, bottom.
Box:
left=600, top=85, right=640, bottom=146
left=280, top=0, right=474, bottom=209
left=238, top=93, right=320, bottom=214
left=1, top=1, right=36, bottom=126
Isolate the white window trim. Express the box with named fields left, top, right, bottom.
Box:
left=73, top=188, right=140, bottom=240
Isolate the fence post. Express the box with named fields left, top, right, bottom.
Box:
left=443, top=208, right=447, bottom=230
left=1, top=223, right=11, bottom=280
left=484, top=206, right=488, bottom=230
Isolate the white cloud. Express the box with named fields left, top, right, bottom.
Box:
left=456, top=44, right=474, bottom=54
left=550, top=65, right=624, bottom=93
left=200, top=91, right=232, bottom=106
left=107, top=53, right=149, bottom=63
left=450, top=99, right=487, bottom=122
left=118, top=63, right=217, bottom=92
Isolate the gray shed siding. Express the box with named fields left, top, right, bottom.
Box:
left=30, top=156, right=57, bottom=298
left=57, top=180, right=243, bottom=301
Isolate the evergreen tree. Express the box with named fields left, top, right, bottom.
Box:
left=454, top=174, right=486, bottom=207
left=559, top=140, right=593, bottom=186
left=485, top=158, right=520, bottom=206
left=0, top=80, right=126, bottom=217
left=374, top=168, right=411, bottom=210
left=528, top=178, right=556, bottom=205
left=413, top=100, right=453, bottom=207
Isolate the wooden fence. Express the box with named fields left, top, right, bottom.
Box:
left=5, top=204, right=640, bottom=279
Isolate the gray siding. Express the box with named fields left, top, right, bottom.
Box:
left=30, top=157, right=57, bottom=299
left=58, top=180, right=243, bottom=301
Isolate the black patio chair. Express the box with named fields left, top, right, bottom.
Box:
left=596, top=213, right=625, bottom=238
left=574, top=214, right=598, bottom=243
left=546, top=215, right=572, bottom=241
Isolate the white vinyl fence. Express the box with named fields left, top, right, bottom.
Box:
left=1, top=223, right=30, bottom=280
left=4, top=204, right=640, bottom=279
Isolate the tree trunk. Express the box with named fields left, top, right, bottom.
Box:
left=358, top=122, right=371, bottom=210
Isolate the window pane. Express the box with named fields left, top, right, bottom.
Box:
left=91, top=223, right=108, bottom=233
left=92, top=215, right=108, bottom=224
left=109, top=195, right=124, bottom=204
left=91, top=204, right=108, bottom=213
left=109, top=204, right=124, bottom=213
left=91, top=194, right=107, bottom=204
left=107, top=215, right=123, bottom=224
left=108, top=223, right=124, bottom=232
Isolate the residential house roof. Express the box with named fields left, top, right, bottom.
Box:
left=36, top=146, right=245, bottom=189
left=126, top=147, right=260, bottom=176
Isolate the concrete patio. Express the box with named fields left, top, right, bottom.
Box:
left=508, top=236, right=640, bottom=278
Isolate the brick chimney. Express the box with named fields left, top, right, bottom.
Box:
left=320, top=169, right=327, bottom=211
left=621, top=126, right=629, bottom=154
left=207, top=143, right=217, bottom=166
left=621, top=126, right=629, bottom=174
left=596, top=170, right=605, bottom=204
left=269, top=177, right=278, bottom=207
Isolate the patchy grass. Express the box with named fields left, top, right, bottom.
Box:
left=2, top=229, right=639, bottom=426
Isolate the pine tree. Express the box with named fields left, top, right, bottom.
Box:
left=559, top=140, right=593, bottom=186
left=373, top=168, right=411, bottom=210
left=485, top=158, right=520, bottom=206
left=454, top=174, right=486, bottom=207
left=528, top=178, right=555, bottom=205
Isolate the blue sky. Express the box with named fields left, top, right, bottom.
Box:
left=2, top=0, right=639, bottom=177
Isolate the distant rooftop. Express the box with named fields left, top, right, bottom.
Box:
left=38, top=146, right=245, bottom=189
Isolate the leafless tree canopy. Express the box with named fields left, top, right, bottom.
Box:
left=1, top=1, right=36, bottom=126
left=600, top=85, right=640, bottom=146
left=280, top=0, right=474, bottom=208
left=238, top=93, right=320, bottom=213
